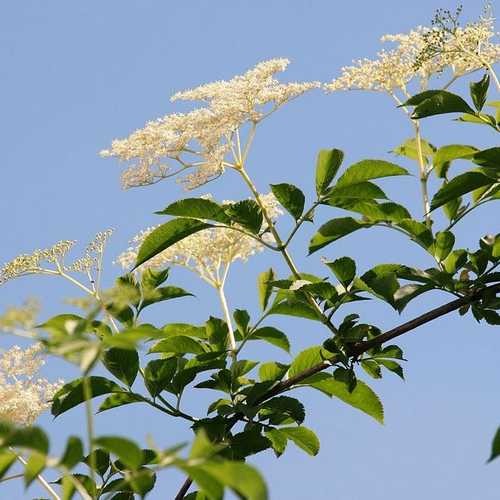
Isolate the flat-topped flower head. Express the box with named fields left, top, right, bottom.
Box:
left=116, top=193, right=283, bottom=286
left=0, top=344, right=63, bottom=426
left=0, top=230, right=113, bottom=287
left=326, top=8, right=500, bottom=94
left=101, top=59, right=319, bottom=190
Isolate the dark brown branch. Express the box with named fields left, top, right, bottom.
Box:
left=174, top=283, right=499, bottom=499
left=174, top=477, right=193, bottom=500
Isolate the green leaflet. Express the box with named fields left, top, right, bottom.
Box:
left=315, top=148, right=344, bottom=196
left=135, top=218, right=211, bottom=268
left=270, top=183, right=305, bottom=220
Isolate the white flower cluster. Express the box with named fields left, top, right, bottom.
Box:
left=116, top=193, right=282, bottom=286
left=101, top=59, right=319, bottom=190
left=0, top=344, right=63, bottom=426
left=326, top=15, right=500, bottom=93
left=0, top=230, right=113, bottom=285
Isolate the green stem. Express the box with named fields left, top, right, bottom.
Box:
left=238, top=167, right=337, bottom=335
left=82, top=376, right=97, bottom=499
left=412, top=121, right=432, bottom=229
left=13, top=451, right=60, bottom=500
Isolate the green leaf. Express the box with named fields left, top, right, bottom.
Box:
left=336, top=160, right=409, bottom=187
left=268, top=299, right=320, bottom=321
left=0, top=451, right=16, bottom=480
left=270, top=183, right=305, bottom=220
left=157, top=198, right=231, bottom=224
left=308, top=376, right=384, bottom=423
left=443, top=249, right=468, bottom=274
left=309, top=217, right=371, bottom=254
left=52, top=377, right=124, bottom=417
left=224, top=200, right=262, bottom=234
left=162, top=323, right=207, bottom=338
left=0, top=423, right=49, bottom=454
left=185, top=467, right=223, bottom=500
left=59, top=437, right=84, bottom=470
left=24, top=452, right=46, bottom=487
left=397, top=219, right=433, bottom=249
left=325, top=181, right=388, bottom=201
left=98, top=393, right=144, bottom=413
left=93, top=436, right=143, bottom=470
left=315, top=148, right=344, bottom=196
left=149, top=335, right=206, bottom=355
left=259, top=362, right=289, bottom=382
left=391, top=137, right=435, bottom=161
left=279, top=427, right=320, bottom=456
left=361, top=359, right=382, bottom=379
left=139, top=285, right=193, bottom=311
left=264, top=429, right=288, bottom=457
left=433, top=231, right=455, bottom=262
left=103, top=348, right=139, bottom=387
left=84, top=449, right=110, bottom=477
left=144, top=358, right=177, bottom=397
left=288, top=346, right=323, bottom=378
left=431, top=172, right=494, bottom=211
left=261, top=396, right=305, bottom=425
left=337, top=200, right=411, bottom=223
left=487, top=427, right=500, bottom=463
left=324, top=256, right=356, bottom=287
left=257, top=268, right=275, bottom=311
left=140, top=268, right=170, bottom=289
left=134, top=218, right=211, bottom=268
left=233, top=309, right=250, bottom=335
left=470, top=74, right=490, bottom=111
left=432, top=144, right=478, bottom=178
left=250, top=327, right=290, bottom=353
left=403, top=90, right=475, bottom=119
left=200, top=460, right=268, bottom=500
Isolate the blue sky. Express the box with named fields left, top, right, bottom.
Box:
left=0, top=1, right=499, bottom=498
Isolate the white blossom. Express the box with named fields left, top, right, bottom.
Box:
left=0, top=344, right=63, bottom=426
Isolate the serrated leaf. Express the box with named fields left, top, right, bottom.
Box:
left=103, top=348, right=139, bottom=387
left=288, top=346, right=322, bottom=378
left=261, top=396, right=305, bottom=425
left=143, top=358, right=177, bottom=397
left=324, top=256, right=356, bottom=287
left=98, top=393, right=144, bottom=413
left=431, top=172, right=494, bottom=211
left=157, top=198, right=231, bottom=224
left=470, top=74, right=489, bottom=111
left=259, top=362, right=289, bottom=382
left=224, top=200, right=262, bottom=234
left=309, top=217, right=371, bottom=254
left=336, top=160, right=409, bottom=187
left=308, top=376, right=384, bottom=423
left=58, top=437, right=84, bottom=470
left=433, top=231, right=455, bottom=261
left=403, top=90, right=475, bottom=118
left=264, top=428, right=288, bottom=457
left=52, top=377, right=124, bottom=417
left=250, top=327, right=290, bottom=353
left=315, top=148, right=344, bottom=196
left=268, top=299, right=320, bottom=321
left=93, top=437, right=143, bottom=470
left=200, top=460, right=268, bottom=500
left=149, top=335, right=206, bottom=355
left=279, top=427, right=320, bottom=456
left=432, top=144, right=478, bottom=178
left=134, top=218, right=211, bottom=268
left=325, top=181, right=388, bottom=201
left=257, top=268, right=275, bottom=311
left=270, top=183, right=305, bottom=220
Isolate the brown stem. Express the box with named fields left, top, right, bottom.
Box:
left=174, top=477, right=193, bottom=500
left=174, top=283, right=499, bottom=499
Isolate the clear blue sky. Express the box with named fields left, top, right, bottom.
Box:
left=1, top=1, right=499, bottom=498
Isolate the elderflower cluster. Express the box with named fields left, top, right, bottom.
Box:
left=0, top=230, right=113, bottom=286
left=0, top=240, right=76, bottom=284
left=0, top=299, right=40, bottom=336
left=0, top=344, right=63, bottom=426
left=101, top=59, right=319, bottom=190
left=117, top=193, right=282, bottom=286
left=326, top=12, right=500, bottom=93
